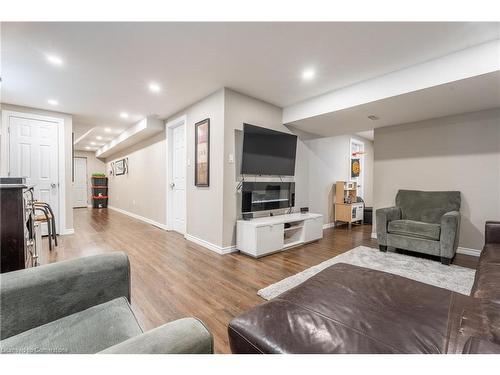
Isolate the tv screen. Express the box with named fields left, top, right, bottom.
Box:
left=241, top=124, right=297, bottom=176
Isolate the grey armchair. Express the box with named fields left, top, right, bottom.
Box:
left=0, top=252, right=213, bottom=354
left=376, top=190, right=461, bottom=265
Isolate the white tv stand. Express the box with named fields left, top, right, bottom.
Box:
left=236, top=212, right=323, bottom=258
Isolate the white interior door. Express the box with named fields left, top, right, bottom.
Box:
left=73, top=157, right=88, bottom=207
left=171, top=124, right=186, bottom=234
left=8, top=115, right=60, bottom=233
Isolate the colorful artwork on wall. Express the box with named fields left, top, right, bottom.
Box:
left=351, top=158, right=360, bottom=178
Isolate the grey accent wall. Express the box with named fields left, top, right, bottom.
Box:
left=105, top=132, right=166, bottom=225
left=373, top=108, right=500, bottom=250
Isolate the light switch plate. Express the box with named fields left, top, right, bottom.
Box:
left=228, top=153, right=234, bottom=163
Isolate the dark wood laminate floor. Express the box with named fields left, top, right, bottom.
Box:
left=40, top=208, right=478, bottom=353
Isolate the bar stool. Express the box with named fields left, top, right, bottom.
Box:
left=34, top=201, right=57, bottom=250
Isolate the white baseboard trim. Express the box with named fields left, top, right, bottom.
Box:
left=185, top=234, right=238, bottom=255
left=108, top=205, right=169, bottom=231
left=62, top=228, right=75, bottom=235
left=323, top=222, right=336, bottom=229
left=456, top=247, right=481, bottom=257
left=371, top=232, right=377, bottom=239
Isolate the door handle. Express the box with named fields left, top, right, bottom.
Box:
left=50, top=183, right=57, bottom=188
left=170, top=182, right=175, bottom=188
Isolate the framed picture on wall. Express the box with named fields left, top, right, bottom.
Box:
left=195, top=118, right=210, bottom=187
left=115, top=158, right=127, bottom=175
left=351, top=158, right=361, bottom=178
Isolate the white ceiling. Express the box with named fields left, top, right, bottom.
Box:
left=356, top=130, right=374, bottom=141
left=2, top=22, right=500, bottom=134
left=287, top=71, right=500, bottom=137
left=74, top=126, right=124, bottom=152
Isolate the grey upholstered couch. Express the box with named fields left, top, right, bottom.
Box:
left=376, top=190, right=461, bottom=265
left=0, top=252, right=213, bottom=354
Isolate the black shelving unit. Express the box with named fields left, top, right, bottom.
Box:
left=91, top=176, right=108, bottom=208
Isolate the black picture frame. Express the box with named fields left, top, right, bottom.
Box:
left=195, top=118, right=210, bottom=187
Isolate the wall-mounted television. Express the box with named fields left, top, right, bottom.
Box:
left=241, top=124, right=297, bottom=176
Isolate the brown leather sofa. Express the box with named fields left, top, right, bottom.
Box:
left=228, top=221, right=500, bottom=354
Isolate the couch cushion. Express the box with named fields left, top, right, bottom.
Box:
left=0, top=297, right=142, bottom=354
left=388, top=219, right=441, bottom=240
left=471, top=263, right=500, bottom=304
left=463, top=337, right=500, bottom=354
left=396, top=190, right=460, bottom=223
left=478, top=243, right=500, bottom=265
left=471, top=243, right=500, bottom=302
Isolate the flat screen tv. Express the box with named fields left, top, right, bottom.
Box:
left=241, top=124, right=297, bottom=176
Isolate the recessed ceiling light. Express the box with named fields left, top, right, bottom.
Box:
left=120, top=112, right=129, bottom=119
left=46, top=54, right=63, bottom=66
left=96, top=136, right=103, bottom=140
left=148, top=82, right=161, bottom=93
left=104, top=127, right=111, bottom=133
left=85, top=146, right=91, bottom=150
left=301, top=68, right=316, bottom=81
left=367, top=115, right=379, bottom=121
left=90, top=141, right=96, bottom=145
left=47, top=99, right=58, bottom=106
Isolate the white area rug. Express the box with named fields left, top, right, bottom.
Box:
left=258, top=246, right=476, bottom=300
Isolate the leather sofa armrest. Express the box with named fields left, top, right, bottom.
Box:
left=376, top=207, right=401, bottom=246
left=462, top=337, right=500, bottom=354
left=99, top=318, right=214, bottom=354
left=0, top=252, right=131, bottom=340
left=440, top=211, right=461, bottom=259
left=485, top=221, right=500, bottom=244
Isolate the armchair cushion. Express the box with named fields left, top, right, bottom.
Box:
left=388, top=220, right=441, bottom=241
left=396, top=190, right=461, bottom=224
left=0, top=297, right=142, bottom=354
left=100, top=318, right=214, bottom=354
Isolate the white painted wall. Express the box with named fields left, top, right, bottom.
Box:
left=373, top=108, right=500, bottom=250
